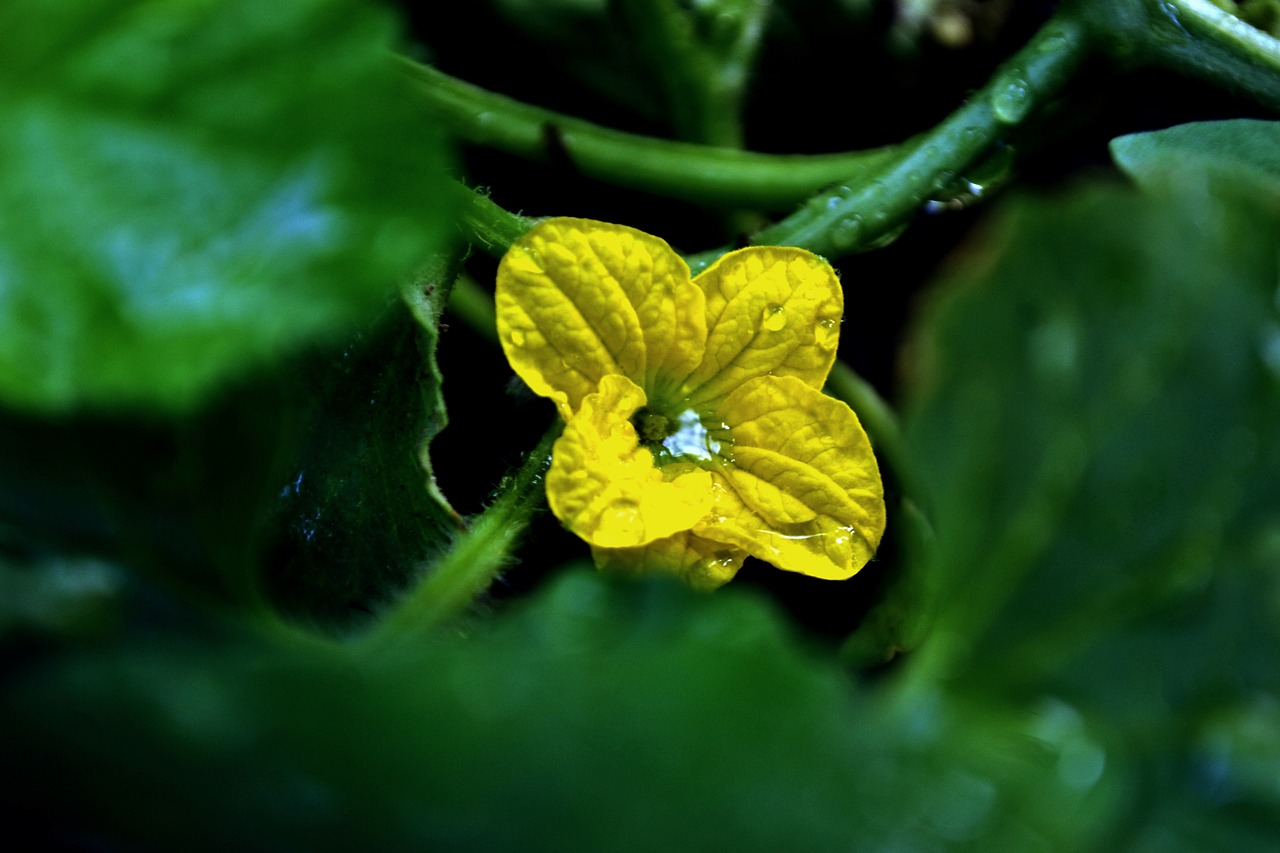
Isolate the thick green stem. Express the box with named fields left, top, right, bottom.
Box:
left=823, top=362, right=934, bottom=668
left=1071, top=0, right=1280, bottom=110
left=404, top=59, right=899, bottom=211
left=362, top=423, right=561, bottom=649
left=699, top=13, right=1089, bottom=266
left=445, top=273, right=499, bottom=345
left=824, top=361, right=913, bottom=499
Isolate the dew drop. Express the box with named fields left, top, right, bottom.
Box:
left=815, top=317, right=839, bottom=351
left=607, top=499, right=643, bottom=539
left=832, top=215, right=862, bottom=246
left=761, top=303, right=787, bottom=332
left=661, top=408, right=720, bottom=462
left=1038, top=32, right=1068, bottom=53
left=1157, top=0, right=1191, bottom=35
left=992, top=75, right=1032, bottom=124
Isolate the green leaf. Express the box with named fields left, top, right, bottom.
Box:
left=0, top=555, right=125, bottom=645
left=2, top=571, right=1123, bottom=850
left=902, top=180, right=1280, bottom=710
left=0, top=0, right=452, bottom=413
left=264, top=276, right=463, bottom=632
left=900, top=180, right=1280, bottom=846
left=0, top=377, right=301, bottom=608
left=1111, top=119, right=1280, bottom=199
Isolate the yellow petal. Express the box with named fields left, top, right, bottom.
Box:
left=495, top=218, right=706, bottom=418
left=546, top=373, right=714, bottom=549
left=702, top=375, right=885, bottom=580
left=592, top=533, right=746, bottom=590
left=680, top=246, right=843, bottom=407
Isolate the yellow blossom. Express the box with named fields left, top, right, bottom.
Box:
left=496, top=217, right=885, bottom=588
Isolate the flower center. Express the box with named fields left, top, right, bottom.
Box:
left=632, top=405, right=724, bottom=465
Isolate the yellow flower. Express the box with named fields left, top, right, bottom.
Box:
left=496, top=217, right=885, bottom=588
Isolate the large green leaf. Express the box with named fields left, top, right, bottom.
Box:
left=2, top=571, right=1121, bottom=851
left=0, top=375, right=303, bottom=606
left=901, top=180, right=1280, bottom=844
left=0, top=0, right=452, bottom=413
left=903, top=180, right=1280, bottom=696
left=1110, top=119, right=1280, bottom=199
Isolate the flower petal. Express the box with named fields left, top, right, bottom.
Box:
left=546, top=373, right=714, bottom=549
left=705, top=375, right=885, bottom=580
left=680, top=246, right=842, bottom=407
left=592, top=533, right=747, bottom=590
left=496, top=218, right=706, bottom=418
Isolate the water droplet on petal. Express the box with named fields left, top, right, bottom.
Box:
left=761, top=303, right=787, bottom=332
left=606, top=499, right=643, bottom=540
left=815, top=317, right=839, bottom=351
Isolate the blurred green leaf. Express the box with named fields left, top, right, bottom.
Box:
left=1111, top=119, right=1280, bottom=199
left=903, top=180, right=1280, bottom=698
left=0, top=556, right=125, bottom=645
left=0, top=377, right=299, bottom=608
left=2, top=570, right=1123, bottom=851
left=902, top=178, right=1280, bottom=845
left=0, top=0, right=452, bottom=413
left=611, top=0, right=770, bottom=146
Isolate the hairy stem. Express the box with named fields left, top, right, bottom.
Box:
left=452, top=181, right=534, bottom=256
left=362, top=423, right=560, bottom=649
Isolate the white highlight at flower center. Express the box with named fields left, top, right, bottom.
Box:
left=662, top=408, right=720, bottom=461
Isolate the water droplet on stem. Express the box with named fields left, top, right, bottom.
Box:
left=992, top=75, right=1032, bottom=124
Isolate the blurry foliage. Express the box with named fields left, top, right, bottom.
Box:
left=3, top=0, right=1280, bottom=850
left=0, top=0, right=452, bottom=413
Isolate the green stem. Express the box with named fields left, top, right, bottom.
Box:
left=362, top=423, right=561, bottom=649
left=452, top=181, right=534, bottom=256
left=699, top=12, right=1089, bottom=267
left=1072, top=0, right=1280, bottom=110
left=824, top=362, right=935, bottom=667
left=824, top=361, right=914, bottom=500
left=404, top=59, right=899, bottom=211
left=1173, top=0, right=1280, bottom=67
left=839, top=496, right=934, bottom=668
left=446, top=273, right=499, bottom=345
